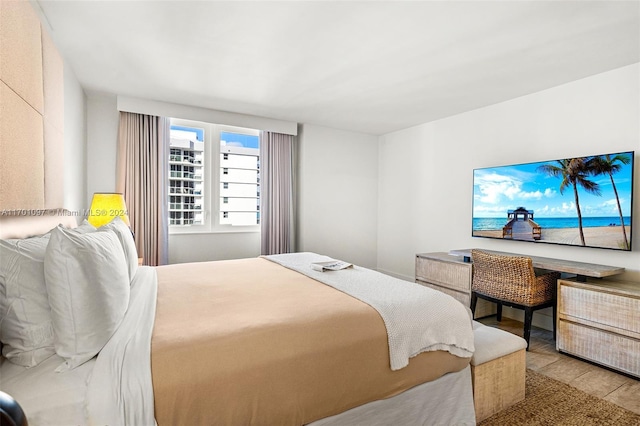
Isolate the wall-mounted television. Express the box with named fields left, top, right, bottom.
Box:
left=472, top=150, right=634, bottom=251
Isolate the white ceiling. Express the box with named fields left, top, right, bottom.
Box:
left=35, top=1, right=639, bottom=135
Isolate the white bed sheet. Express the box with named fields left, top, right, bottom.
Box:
left=312, top=365, right=476, bottom=426
left=2, top=359, right=475, bottom=426
left=0, top=354, right=93, bottom=426
left=87, top=266, right=157, bottom=426
left=0, top=266, right=158, bottom=426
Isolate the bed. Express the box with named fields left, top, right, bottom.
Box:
left=0, top=211, right=476, bottom=425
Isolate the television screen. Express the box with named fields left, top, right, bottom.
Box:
left=472, top=151, right=634, bottom=251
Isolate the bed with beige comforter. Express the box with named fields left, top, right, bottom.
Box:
left=150, top=255, right=473, bottom=425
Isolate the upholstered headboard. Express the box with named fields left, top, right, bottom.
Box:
left=0, top=210, right=76, bottom=239
left=0, top=0, right=65, bottom=210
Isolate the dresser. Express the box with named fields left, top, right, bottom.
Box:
left=415, top=252, right=496, bottom=319
left=557, top=277, right=640, bottom=378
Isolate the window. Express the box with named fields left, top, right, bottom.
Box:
left=168, top=124, right=204, bottom=226
left=169, top=118, right=260, bottom=232
left=219, top=130, right=260, bottom=227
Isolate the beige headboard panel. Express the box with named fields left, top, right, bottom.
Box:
left=0, top=0, right=64, bottom=210
left=0, top=210, right=77, bottom=239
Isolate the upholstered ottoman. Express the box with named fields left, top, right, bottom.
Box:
left=471, top=321, right=527, bottom=422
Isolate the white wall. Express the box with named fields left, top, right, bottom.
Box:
left=85, top=93, right=119, bottom=206
left=83, top=64, right=638, bottom=276
left=168, top=231, right=260, bottom=264
left=378, top=63, right=639, bottom=281
left=378, top=64, right=640, bottom=330
left=118, top=96, right=297, bottom=135
left=83, top=98, right=381, bottom=264
left=297, top=124, right=379, bottom=268
left=62, top=61, right=86, bottom=217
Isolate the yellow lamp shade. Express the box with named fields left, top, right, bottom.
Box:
left=87, top=193, right=130, bottom=227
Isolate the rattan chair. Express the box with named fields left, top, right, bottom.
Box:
left=470, top=249, right=561, bottom=350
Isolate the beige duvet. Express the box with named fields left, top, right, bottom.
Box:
left=151, top=258, right=470, bottom=425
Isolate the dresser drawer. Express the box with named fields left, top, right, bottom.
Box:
left=417, top=279, right=495, bottom=318
left=559, top=285, right=640, bottom=334
left=558, top=320, right=640, bottom=378
left=415, top=256, right=471, bottom=293
left=417, top=280, right=470, bottom=306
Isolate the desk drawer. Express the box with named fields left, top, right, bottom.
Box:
left=558, top=320, right=640, bottom=378
left=417, top=279, right=495, bottom=318
left=559, top=285, right=640, bottom=334
left=415, top=257, right=471, bottom=293
left=417, top=280, right=470, bottom=306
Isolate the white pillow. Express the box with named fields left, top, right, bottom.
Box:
left=98, top=217, right=138, bottom=282
left=74, top=219, right=97, bottom=234
left=44, top=225, right=130, bottom=371
left=0, top=235, right=56, bottom=367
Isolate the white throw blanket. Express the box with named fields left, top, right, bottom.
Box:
left=265, top=252, right=475, bottom=370
left=86, top=266, right=158, bottom=426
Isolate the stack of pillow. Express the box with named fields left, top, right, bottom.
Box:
left=0, top=217, right=139, bottom=372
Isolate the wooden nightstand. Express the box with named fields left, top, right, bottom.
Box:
left=138, top=258, right=143, bottom=266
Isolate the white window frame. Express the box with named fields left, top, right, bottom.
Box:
left=169, top=118, right=260, bottom=235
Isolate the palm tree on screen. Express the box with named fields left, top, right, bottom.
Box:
left=537, top=158, right=600, bottom=246
left=591, top=153, right=631, bottom=250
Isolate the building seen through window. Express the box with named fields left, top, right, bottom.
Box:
left=219, top=131, right=260, bottom=226
left=169, top=120, right=260, bottom=229
left=168, top=127, right=204, bottom=225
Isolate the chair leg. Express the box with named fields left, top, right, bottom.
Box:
left=496, top=303, right=502, bottom=322
left=523, top=307, right=534, bottom=351
left=470, top=293, right=478, bottom=318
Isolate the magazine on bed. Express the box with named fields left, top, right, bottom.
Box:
left=311, top=260, right=353, bottom=272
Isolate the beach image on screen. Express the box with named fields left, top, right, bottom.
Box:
left=472, top=151, right=634, bottom=251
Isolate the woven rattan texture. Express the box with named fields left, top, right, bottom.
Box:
left=471, top=250, right=559, bottom=306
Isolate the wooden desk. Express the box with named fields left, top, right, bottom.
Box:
left=449, top=248, right=625, bottom=281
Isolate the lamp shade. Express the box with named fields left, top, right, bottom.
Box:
left=87, top=193, right=130, bottom=227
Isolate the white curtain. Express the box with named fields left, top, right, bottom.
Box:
left=116, top=112, right=169, bottom=266
left=260, top=131, right=296, bottom=255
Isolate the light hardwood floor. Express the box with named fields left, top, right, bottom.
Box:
left=478, top=316, right=640, bottom=415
